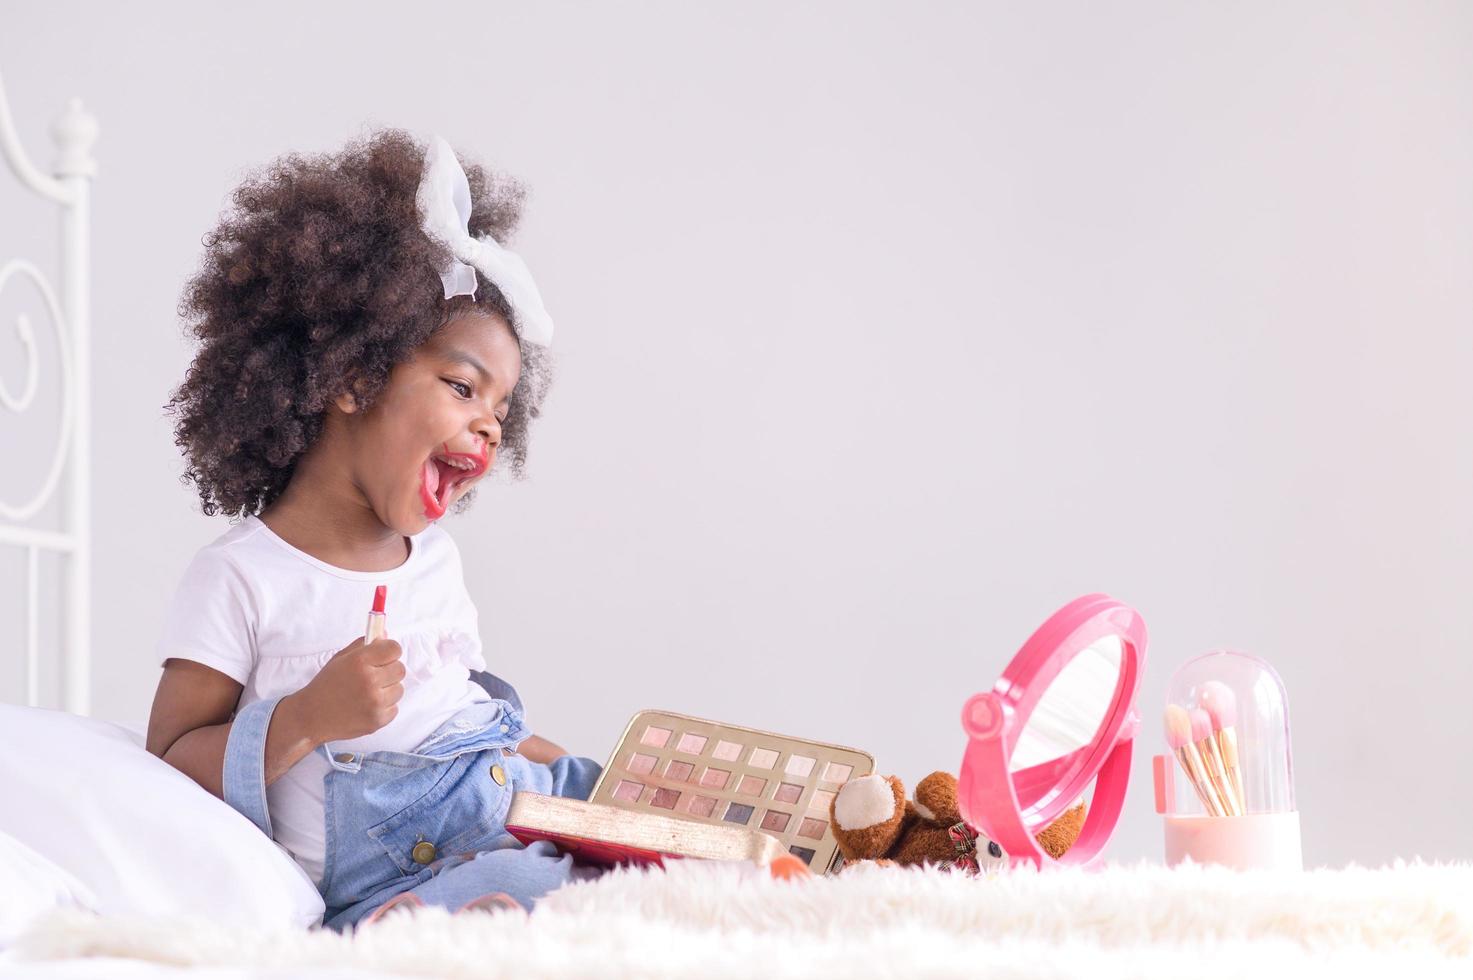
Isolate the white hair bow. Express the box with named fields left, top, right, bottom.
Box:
left=415, top=135, right=554, bottom=347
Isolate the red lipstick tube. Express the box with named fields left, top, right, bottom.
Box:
left=366, top=585, right=388, bottom=642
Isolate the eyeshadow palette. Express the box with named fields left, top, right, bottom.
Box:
left=587, top=709, right=875, bottom=873
left=505, top=792, right=788, bottom=867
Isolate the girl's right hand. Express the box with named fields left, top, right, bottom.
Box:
left=294, top=636, right=405, bottom=743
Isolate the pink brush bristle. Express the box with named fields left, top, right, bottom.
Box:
left=1163, top=703, right=1193, bottom=749
left=1189, top=707, right=1212, bottom=743
left=1199, top=681, right=1237, bottom=730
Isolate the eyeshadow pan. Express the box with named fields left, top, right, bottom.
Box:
left=785, top=755, right=816, bottom=777
left=749, top=747, right=779, bottom=769
left=687, top=795, right=718, bottom=817
left=798, top=817, right=827, bottom=840
left=613, top=779, right=644, bottom=802
left=665, top=760, right=694, bottom=782
left=737, top=774, right=767, bottom=797
left=822, top=762, right=853, bottom=783
left=810, top=789, right=835, bottom=812
left=760, top=810, right=791, bottom=833
left=699, top=767, right=731, bottom=790
left=676, top=732, right=708, bottom=754
left=650, top=787, right=680, bottom=809
left=641, top=726, right=672, bottom=748
left=724, top=802, right=754, bottom=825
left=627, top=753, right=657, bottom=775
left=789, top=845, right=816, bottom=865
left=712, top=740, right=743, bottom=761
left=774, top=782, right=803, bottom=805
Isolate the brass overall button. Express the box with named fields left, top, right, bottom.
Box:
left=411, top=841, right=437, bottom=865
left=334, top=753, right=354, bottom=764
left=490, top=764, right=507, bottom=785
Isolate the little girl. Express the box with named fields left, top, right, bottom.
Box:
left=145, top=130, right=604, bottom=931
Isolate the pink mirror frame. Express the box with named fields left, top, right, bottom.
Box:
left=957, top=594, right=1147, bottom=868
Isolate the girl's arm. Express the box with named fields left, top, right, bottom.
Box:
left=147, top=659, right=322, bottom=799
left=509, top=734, right=567, bottom=764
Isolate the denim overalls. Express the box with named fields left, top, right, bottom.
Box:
left=222, top=669, right=605, bottom=932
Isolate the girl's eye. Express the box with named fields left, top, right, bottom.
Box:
left=447, top=379, right=508, bottom=424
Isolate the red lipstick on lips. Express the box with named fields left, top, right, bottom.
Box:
left=420, top=441, right=491, bottom=521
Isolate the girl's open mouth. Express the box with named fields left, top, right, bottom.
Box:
left=419, top=448, right=486, bottom=520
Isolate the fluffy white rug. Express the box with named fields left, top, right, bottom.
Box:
left=8, top=859, right=1473, bottom=979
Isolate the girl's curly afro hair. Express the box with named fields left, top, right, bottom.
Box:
left=165, top=128, right=553, bottom=520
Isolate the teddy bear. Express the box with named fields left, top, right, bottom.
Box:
left=828, top=771, right=1086, bottom=873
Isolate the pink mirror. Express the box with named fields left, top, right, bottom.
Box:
left=957, top=594, right=1147, bottom=867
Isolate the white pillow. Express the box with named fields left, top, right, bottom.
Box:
left=0, top=704, right=324, bottom=929
left=0, top=830, right=98, bottom=948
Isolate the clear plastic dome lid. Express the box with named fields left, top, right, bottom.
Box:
left=1161, top=650, right=1295, bottom=816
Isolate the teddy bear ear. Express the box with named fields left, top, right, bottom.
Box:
left=911, top=771, right=962, bottom=826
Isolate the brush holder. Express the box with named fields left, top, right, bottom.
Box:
left=1154, top=650, right=1302, bottom=871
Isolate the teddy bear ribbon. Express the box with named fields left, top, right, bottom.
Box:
left=943, top=821, right=986, bottom=875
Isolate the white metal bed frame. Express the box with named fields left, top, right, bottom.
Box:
left=0, top=68, right=97, bottom=714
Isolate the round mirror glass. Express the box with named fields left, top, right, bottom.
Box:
left=1007, top=633, right=1124, bottom=824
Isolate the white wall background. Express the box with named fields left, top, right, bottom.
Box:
left=2, top=1, right=1469, bottom=869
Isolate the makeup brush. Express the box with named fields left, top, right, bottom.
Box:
left=1199, top=681, right=1245, bottom=813
left=1190, top=706, right=1238, bottom=817
left=1164, top=703, right=1225, bottom=816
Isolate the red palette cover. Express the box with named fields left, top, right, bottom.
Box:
left=505, top=792, right=786, bottom=867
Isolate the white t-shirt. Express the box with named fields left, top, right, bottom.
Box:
left=155, top=514, right=500, bottom=886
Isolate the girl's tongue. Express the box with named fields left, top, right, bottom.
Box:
left=420, top=456, right=458, bottom=513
